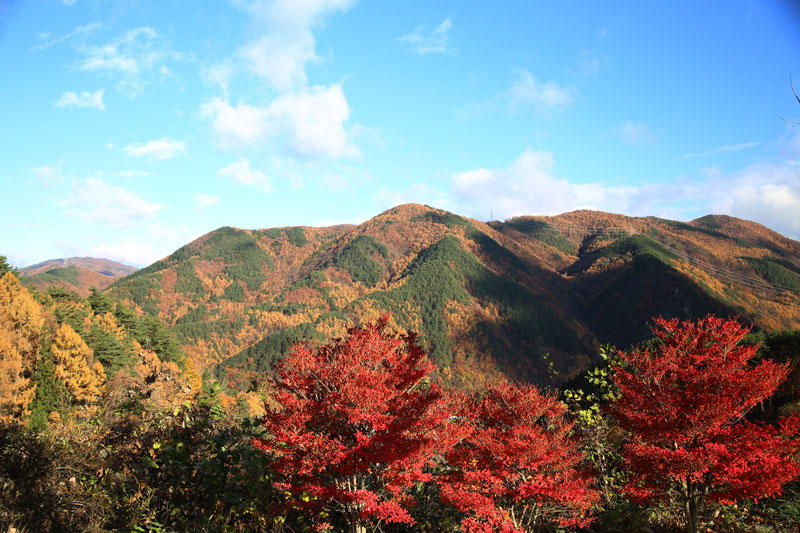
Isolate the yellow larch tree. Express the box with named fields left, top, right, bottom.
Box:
left=0, top=321, right=36, bottom=424
left=0, top=272, right=44, bottom=423
left=53, top=323, right=106, bottom=407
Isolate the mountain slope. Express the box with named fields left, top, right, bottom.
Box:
left=20, top=257, right=137, bottom=296
left=107, top=205, right=800, bottom=390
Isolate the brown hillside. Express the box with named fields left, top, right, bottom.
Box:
left=107, top=205, right=800, bottom=391
left=20, top=257, right=137, bottom=297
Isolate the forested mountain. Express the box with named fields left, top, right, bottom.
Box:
left=106, top=204, right=800, bottom=391
left=20, top=257, right=137, bottom=297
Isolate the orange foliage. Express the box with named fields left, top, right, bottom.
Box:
left=53, top=323, right=105, bottom=408
left=0, top=273, right=44, bottom=423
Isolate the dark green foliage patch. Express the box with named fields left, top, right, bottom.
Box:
left=327, top=235, right=389, bottom=287
left=745, top=257, right=800, bottom=291
left=174, top=261, right=204, bottom=296
left=285, top=227, right=308, bottom=247
left=506, top=220, right=576, bottom=254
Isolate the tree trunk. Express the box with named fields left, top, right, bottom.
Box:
left=348, top=522, right=367, bottom=533
left=347, top=508, right=367, bottom=533
left=685, top=495, right=698, bottom=533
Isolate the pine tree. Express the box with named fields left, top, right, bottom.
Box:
left=53, top=323, right=106, bottom=407
left=0, top=255, right=14, bottom=276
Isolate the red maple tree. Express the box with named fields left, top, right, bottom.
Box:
left=609, top=315, right=800, bottom=533
left=439, top=382, right=599, bottom=531
left=254, top=318, right=459, bottom=532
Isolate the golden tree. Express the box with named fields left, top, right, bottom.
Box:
left=0, top=323, right=36, bottom=423
left=0, top=272, right=44, bottom=423
left=53, top=323, right=106, bottom=407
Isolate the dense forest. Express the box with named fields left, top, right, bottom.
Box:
left=2, top=249, right=800, bottom=532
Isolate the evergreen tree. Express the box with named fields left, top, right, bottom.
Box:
left=0, top=255, right=14, bottom=276
left=143, top=316, right=182, bottom=364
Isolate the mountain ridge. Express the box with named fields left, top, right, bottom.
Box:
left=20, top=257, right=137, bottom=297
left=105, top=204, right=800, bottom=390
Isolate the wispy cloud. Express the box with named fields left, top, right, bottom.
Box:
left=193, top=193, right=221, bottom=211
left=115, top=170, right=150, bottom=178
left=219, top=157, right=271, bottom=192
left=54, top=89, right=105, bottom=110
left=124, top=137, right=186, bottom=160
left=64, top=178, right=162, bottom=229
left=32, top=22, right=100, bottom=51
left=508, top=69, right=573, bottom=111
left=399, top=17, right=455, bottom=55
left=617, top=121, right=656, bottom=145
left=458, top=69, right=574, bottom=118
left=31, top=162, right=65, bottom=183
left=74, top=27, right=187, bottom=97
left=679, top=142, right=758, bottom=160
left=571, top=50, right=608, bottom=76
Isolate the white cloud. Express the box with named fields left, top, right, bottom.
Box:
left=448, top=149, right=800, bottom=241
left=32, top=22, right=100, bottom=51
left=219, top=158, right=271, bottom=191
left=452, top=150, right=577, bottom=218
left=508, top=69, right=573, bottom=111
left=74, top=27, right=187, bottom=97
left=201, top=62, right=235, bottom=94
left=84, top=240, right=160, bottom=268
left=617, top=121, right=656, bottom=145
left=399, top=17, right=455, bottom=55
left=193, top=193, right=221, bottom=210
left=233, top=0, right=355, bottom=91
left=375, top=183, right=455, bottom=213
left=200, top=84, right=357, bottom=158
left=703, top=161, right=800, bottom=239
left=116, top=170, right=150, bottom=178
left=679, top=142, right=758, bottom=160
left=62, top=0, right=77, bottom=5
left=54, top=89, right=106, bottom=110
left=65, top=178, right=162, bottom=229
left=449, top=151, right=687, bottom=222
left=31, top=163, right=64, bottom=182
left=124, top=137, right=187, bottom=160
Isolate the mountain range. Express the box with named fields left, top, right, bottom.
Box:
left=19, top=257, right=137, bottom=297
left=73, top=204, right=794, bottom=391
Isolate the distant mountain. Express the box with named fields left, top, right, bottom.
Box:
left=20, top=257, right=137, bottom=296
left=106, top=204, right=800, bottom=391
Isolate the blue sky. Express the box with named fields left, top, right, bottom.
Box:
left=1, top=0, right=799, bottom=267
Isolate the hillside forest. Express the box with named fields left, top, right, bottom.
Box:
left=3, top=205, right=800, bottom=532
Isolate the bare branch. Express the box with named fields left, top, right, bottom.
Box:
left=780, top=73, right=800, bottom=124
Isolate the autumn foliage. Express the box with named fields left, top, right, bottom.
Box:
left=53, top=323, right=106, bottom=408
left=254, top=318, right=459, bottom=531
left=440, top=383, right=599, bottom=531
left=0, top=272, right=43, bottom=424
left=609, top=315, right=800, bottom=532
